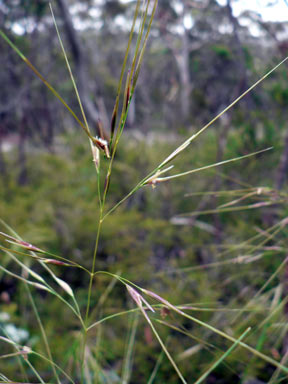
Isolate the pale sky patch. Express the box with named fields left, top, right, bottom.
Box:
left=216, top=0, right=288, bottom=22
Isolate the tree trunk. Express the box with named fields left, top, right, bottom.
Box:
left=282, top=257, right=288, bottom=355
left=161, top=2, right=192, bottom=125
left=275, top=133, right=288, bottom=190
left=0, top=135, right=7, bottom=182
left=226, top=0, right=249, bottom=97
left=175, top=4, right=191, bottom=123
left=17, top=118, right=28, bottom=186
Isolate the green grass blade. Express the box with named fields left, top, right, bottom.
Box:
left=121, top=313, right=139, bottom=384
left=104, top=55, right=288, bottom=218
left=0, top=30, right=94, bottom=142
left=25, top=284, right=61, bottom=384
left=155, top=147, right=273, bottom=182
left=194, top=328, right=251, bottom=384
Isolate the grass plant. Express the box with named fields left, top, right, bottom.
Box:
left=1, top=1, right=288, bottom=383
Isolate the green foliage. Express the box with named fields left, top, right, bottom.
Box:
left=271, top=83, right=288, bottom=106
left=211, top=44, right=232, bottom=60
left=1, top=1, right=288, bottom=382
left=1, top=130, right=287, bottom=382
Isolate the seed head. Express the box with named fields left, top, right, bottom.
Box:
left=126, top=285, right=155, bottom=313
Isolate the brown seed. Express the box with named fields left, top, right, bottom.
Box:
left=160, top=307, right=170, bottom=319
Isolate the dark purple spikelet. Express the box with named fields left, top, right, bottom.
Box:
left=110, top=107, right=117, bottom=138
left=125, top=83, right=131, bottom=112
left=18, top=240, right=42, bottom=252
left=0, top=232, right=42, bottom=252
left=42, top=259, right=68, bottom=266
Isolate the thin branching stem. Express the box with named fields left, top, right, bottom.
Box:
left=194, top=328, right=251, bottom=384
left=0, top=31, right=95, bottom=143
left=103, top=55, right=288, bottom=219
left=25, top=285, right=60, bottom=384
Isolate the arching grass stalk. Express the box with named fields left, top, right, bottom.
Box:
left=147, top=340, right=167, bottom=384
left=141, top=287, right=288, bottom=374
left=0, top=222, right=85, bottom=328
left=86, top=304, right=266, bottom=332
left=0, top=330, right=75, bottom=384
left=49, top=3, right=101, bottom=179
left=48, top=3, right=146, bottom=372
left=126, top=284, right=187, bottom=384
left=109, top=0, right=142, bottom=147
left=81, top=2, right=159, bottom=375
left=121, top=312, right=139, bottom=384
left=84, top=0, right=158, bottom=325
left=193, top=328, right=251, bottom=384
left=102, top=148, right=275, bottom=220
left=0, top=330, right=45, bottom=384
left=231, top=255, right=288, bottom=325
left=102, top=0, right=159, bottom=210
left=2, top=1, right=287, bottom=381
left=24, top=284, right=61, bottom=384
left=83, top=2, right=142, bottom=321
left=85, top=271, right=288, bottom=375
left=102, top=55, right=288, bottom=220
left=0, top=30, right=95, bottom=144
left=1, top=250, right=85, bottom=329
left=0, top=243, right=90, bottom=274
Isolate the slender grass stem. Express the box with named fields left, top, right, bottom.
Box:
left=194, top=328, right=251, bottom=384
left=147, top=342, right=166, bottom=384
left=81, top=209, right=103, bottom=371
left=25, top=285, right=60, bottom=384
left=0, top=30, right=95, bottom=143
left=157, top=299, right=288, bottom=374
left=0, top=244, right=91, bottom=274
left=0, top=327, right=46, bottom=384
left=121, top=312, right=139, bottom=384
left=103, top=55, right=288, bottom=219
left=140, top=308, right=187, bottom=384
left=30, top=351, right=76, bottom=384
left=85, top=212, right=103, bottom=323
left=102, top=0, right=158, bottom=210
left=110, top=0, right=141, bottom=146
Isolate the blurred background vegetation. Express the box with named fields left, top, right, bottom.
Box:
left=1, top=0, right=288, bottom=383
